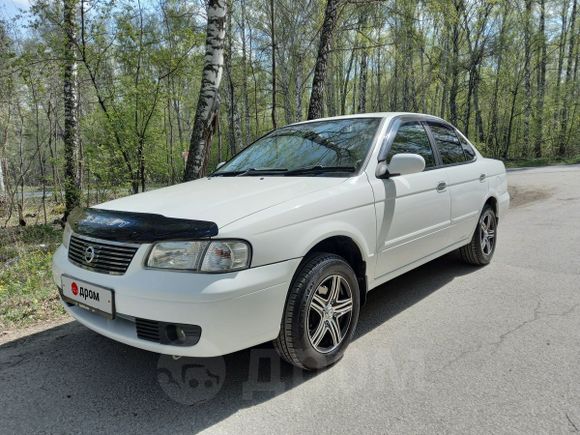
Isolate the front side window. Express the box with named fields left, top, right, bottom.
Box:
left=387, top=122, right=436, bottom=168
left=214, top=118, right=382, bottom=176
left=428, top=123, right=468, bottom=165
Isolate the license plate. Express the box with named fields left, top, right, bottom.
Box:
left=60, top=275, right=115, bottom=319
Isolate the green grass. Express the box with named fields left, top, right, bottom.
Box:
left=0, top=224, right=66, bottom=330
left=504, top=154, right=580, bottom=168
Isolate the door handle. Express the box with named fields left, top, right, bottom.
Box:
left=479, top=173, right=487, bottom=182
left=436, top=181, right=447, bottom=192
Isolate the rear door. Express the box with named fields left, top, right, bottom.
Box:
left=370, top=120, right=452, bottom=279
left=425, top=122, right=488, bottom=243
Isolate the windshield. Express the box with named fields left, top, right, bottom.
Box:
left=214, top=118, right=382, bottom=176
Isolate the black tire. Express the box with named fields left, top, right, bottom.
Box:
left=459, top=204, right=498, bottom=266
left=273, top=253, right=361, bottom=370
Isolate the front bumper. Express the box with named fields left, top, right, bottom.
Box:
left=52, top=245, right=299, bottom=357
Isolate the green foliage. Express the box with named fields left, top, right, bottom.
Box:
left=0, top=0, right=578, bottom=199
left=504, top=155, right=580, bottom=168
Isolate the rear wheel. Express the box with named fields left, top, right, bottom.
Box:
left=459, top=204, right=497, bottom=266
left=274, top=253, right=360, bottom=370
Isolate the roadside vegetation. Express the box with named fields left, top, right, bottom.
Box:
left=0, top=224, right=65, bottom=332
left=504, top=155, right=580, bottom=168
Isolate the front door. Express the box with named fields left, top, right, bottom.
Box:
left=368, top=121, right=452, bottom=280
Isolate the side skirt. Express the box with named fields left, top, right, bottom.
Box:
left=367, top=238, right=470, bottom=291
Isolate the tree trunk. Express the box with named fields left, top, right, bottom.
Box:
left=0, top=158, right=5, bottom=197
left=504, top=84, right=520, bottom=159
left=63, top=0, right=81, bottom=220
left=240, top=0, right=252, bottom=145
left=376, top=47, right=383, bottom=111
left=357, top=12, right=369, bottom=113
left=295, top=56, right=303, bottom=121
left=438, top=25, right=449, bottom=118
left=473, top=68, right=484, bottom=142
left=340, top=47, right=355, bottom=115
left=183, top=0, right=227, bottom=181
left=270, top=0, right=277, bottom=129
left=535, top=0, right=547, bottom=158
left=307, top=0, right=340, bottom=120
left=358, top=49, right=368, bottom=113
left=488, top=2, right=508, bottom=155
left=225, top=0, right=241, bottom=156
left=559, top=0, right=577, bottom=156
left=523, top=0, right=532, bottom=157
left=553, top=0, right=569, bottom=145
left=448, top=1, right=462, bottom=125
left=326, top=58, right=337, bottom=117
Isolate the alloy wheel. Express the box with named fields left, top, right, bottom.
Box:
left=307, top=274, right=354, bottom=353
left=479, top=209, right=496, bottom=256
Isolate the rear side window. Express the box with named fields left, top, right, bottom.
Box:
left=458, top=133, right=476, bottom=161
left=387, top=122, right=436, bottom=168
left=428, top=123, right=467, bottom=165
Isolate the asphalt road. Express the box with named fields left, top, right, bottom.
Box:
left=2, top=165, right=580, bottom=434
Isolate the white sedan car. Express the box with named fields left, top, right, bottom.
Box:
left=52, top=113, right=509, bottom=370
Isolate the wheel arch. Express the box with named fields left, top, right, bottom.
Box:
left=484, top=195, right=499, bottom=221
left=297, top=235, right=368, bottom=306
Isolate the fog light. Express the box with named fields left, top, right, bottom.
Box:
left=163, top=323, right=202, bottom=346
left=176, top=326, right=187, bottom=342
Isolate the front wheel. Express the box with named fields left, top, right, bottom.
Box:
left=273, top=253, right=360, bottom=370
left=459, top=204, right=498, bottom=266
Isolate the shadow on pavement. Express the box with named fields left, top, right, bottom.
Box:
left=0, top=252, right=476, bottom=432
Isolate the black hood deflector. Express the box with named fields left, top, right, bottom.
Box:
left=68, top=207, right=218, bottom=243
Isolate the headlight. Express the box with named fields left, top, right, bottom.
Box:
left=63, top=223, right=72, bottom=249
left=200, top=240, right=250, bottom=272
left=146, top=240, right=251, bottom=272
left=147, top=241, right=208, bottom=270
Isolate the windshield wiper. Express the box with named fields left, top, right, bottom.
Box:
left=283, top=165, right=356, bottom=176
left=237, top=168, right=288, bottom=176
left=211, top=165, right=356, bottom=177
left=210, top=168, right=288, bottom=177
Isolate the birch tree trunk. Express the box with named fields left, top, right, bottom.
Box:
left=0, top=158, right=5, bottom=196
left=183, top=0, right=227, bottom=181
left=308, top=0, right=340, bottom=120
left=63, top=0, right=81, bottom=220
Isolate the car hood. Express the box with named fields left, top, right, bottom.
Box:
left=96, top=176, right=348, bottom=229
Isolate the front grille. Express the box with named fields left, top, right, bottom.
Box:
left=68, top=234, right=139, bottom=275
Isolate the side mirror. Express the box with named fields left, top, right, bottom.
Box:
left=376, top=153, right=426, bottom=179
left=216, top=161, right=226, bottom=170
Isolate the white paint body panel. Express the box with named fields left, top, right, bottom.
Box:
left=52, top=112, right=509, bottom=357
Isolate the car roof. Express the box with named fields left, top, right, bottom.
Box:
left=288, top=112, right=449, bottom=127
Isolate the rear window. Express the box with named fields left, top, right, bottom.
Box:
left=428, top=123, right=468, bottom=165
